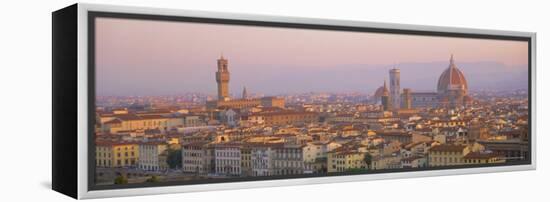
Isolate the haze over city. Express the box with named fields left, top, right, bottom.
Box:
left=93, top=16, right=530, bottom=186
left=95, top=17, right=529, bottom=96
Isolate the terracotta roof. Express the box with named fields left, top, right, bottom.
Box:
left=182, top=141, right=211, bottom=147
left=104, top=119, right=122, bottom=124
left=96, top=140, right=139, bottom=146
left=463, top=152, right=501, bottom=159
left=437, top=55, right=468, bottom=93
left=429, top=144, right=466, bottom=152
left=140, top=141, right=168, bottom=146
left=377, top=131, right=411, bottom=136
left=255, top=110, right=318, bottom=116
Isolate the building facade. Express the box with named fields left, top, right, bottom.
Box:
left=327, top=148, right=367, bottom=173
left=138, top=142, right=168, bottom=171
left=96, top=141, right=139, bottom=168
left=428, top=144, right=467, bottom=167
left=251, top=145, right=275, bottom=176
left=181, top=141, right=210, bottom=174
left=256, top=111, right=319, bottom=126
left=214, top=143, right=242, bottom=176
left=272, top=144, right=305, bottom=175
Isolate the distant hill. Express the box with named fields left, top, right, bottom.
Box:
left=231, top=61, right=528, bottom=95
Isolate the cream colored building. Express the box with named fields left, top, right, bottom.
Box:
left=303, top=142, right=329, bottom=163
left=272, top=144, right=305, bottom=176
left=138, top=142, right=168, bottom=171
left=214, top=143, right=242, bottom=176
left=100, top=113, right=170, bottom=133
left=181, top=141, right=211, bottom=174
left=251, top=145, right=275, bottom=176
left=240, top=145, right=253, bottom=177
left=428, top=144, right=467, bottom=167
left=371, top=154, right=402, bottom=170
left=96, top=141, right=139, bottom=168
left=327, top=149, right=366, bottom=173
left=463, top=152, right=505, bottom=165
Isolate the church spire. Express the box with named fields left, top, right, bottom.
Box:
left=242, top=86, right=248, bottom=99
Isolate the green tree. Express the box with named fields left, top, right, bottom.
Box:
left=146, top=175, right=159, bottom=183
left=364, top=153, right=373, bottom=170
left=346, top=168, right=367, bottom=173
left=114, top=175, right=128, bottom=184
left=166, top=148, right=182, bottom=169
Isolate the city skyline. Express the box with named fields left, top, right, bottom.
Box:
left=95, top=17, right=528, bottom=96
left=93, top=17, right=530, bottom=186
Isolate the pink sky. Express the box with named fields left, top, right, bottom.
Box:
left=95, top=17, right=529, bottom=96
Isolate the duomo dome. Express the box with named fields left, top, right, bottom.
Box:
left=437, top=55, right=468, bottom=94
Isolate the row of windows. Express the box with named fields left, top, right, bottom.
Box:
left=216, top=159, right=240, bottom=166
left=124, top=120, right=167, bottom=127
left=97, top=146, right=136, bottom=151
left=97, top=159, right=136, bottom=167
left=139, top=159, right=159, bottom=164
left=97, top=152, right=112, bottom=158
left=183, top=159, right=202, bottom=165
left=431, top=156, right=462, bottom=164
left=216, top=151, right=241, bottom=157
left=274, top=169, right=302, bottom=175
left=465, top=159, right=488, bottom=164
left=115, top=151, right=135, bottom=157
left=183, top=166, right=205, bottom=172
left=431, top=151, right=461, bottom=155
left=253, top=170, right=270, bottom=176
left=96, top=151, right=136, bottom=158
left=266, top=115, right=316, bottom=120
left=333, top=160, right=363, bottom=165
left=183, top=152, right=203, bottom=157
left=216, top=166, right=240, bottom=174
left=274, top=161, right=303, bottom=168
left=117, top=146, right=135, bottom=151
left=139, top=165, right=161, bottom=170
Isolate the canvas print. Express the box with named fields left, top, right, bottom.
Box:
left=92, top=15, right=530, bottom=187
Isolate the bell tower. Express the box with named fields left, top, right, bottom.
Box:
left=216, top=55, right=230, bottom=101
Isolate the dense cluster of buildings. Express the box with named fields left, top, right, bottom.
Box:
left=94, top=55, right=529, bottom=184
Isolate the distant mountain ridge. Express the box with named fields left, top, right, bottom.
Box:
left=231, top=61, right=528, bottom=95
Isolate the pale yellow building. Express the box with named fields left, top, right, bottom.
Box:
left=100, top=113, right=170, bottom=133
left=96, top=141, right=139, bottom=168
left=463, top=152, right=505, bottom=165
left=327, top=148, right=366, bottom=173
left=259, top=111, right=319, bottom=126
left=428, top=144, right=467, bottom=167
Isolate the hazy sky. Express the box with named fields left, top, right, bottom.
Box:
left=95, top=17, right=529, bottom=96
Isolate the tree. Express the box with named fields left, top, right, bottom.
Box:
left=146, top=175, right=159, bottom=183
left=114, top=175, right=128, bottom=184
left=364, top=153, right=373, bottom=170
left=166, top=148, right=182, bottom=169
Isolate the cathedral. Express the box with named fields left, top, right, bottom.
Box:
left=206, top=55, right=285, bottom=109
left=372, top=55, right=473, bottom=109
